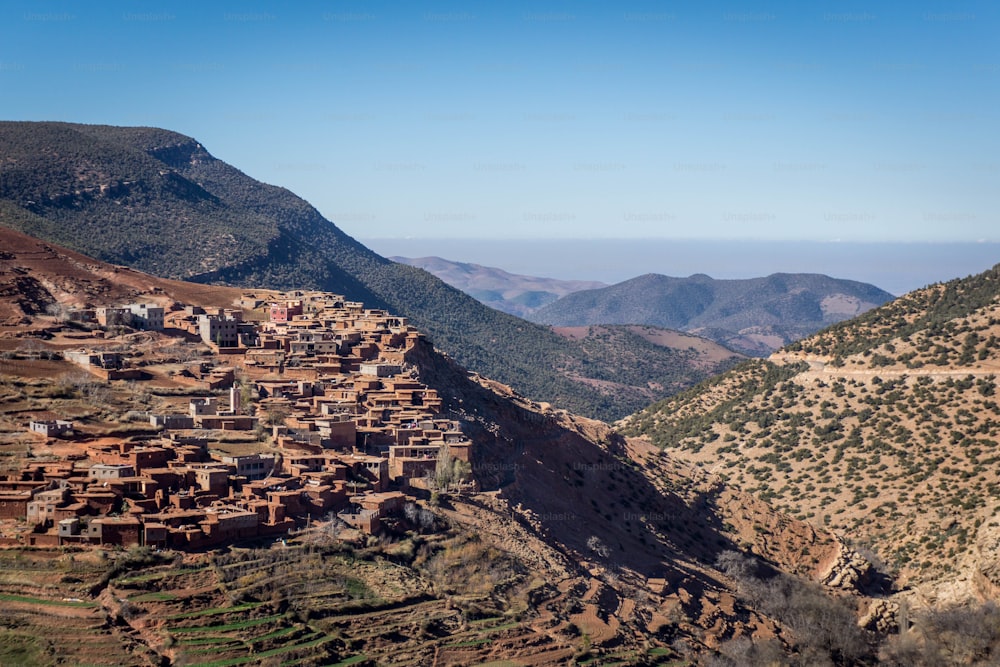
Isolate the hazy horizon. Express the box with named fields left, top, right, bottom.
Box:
left=362, top=237, right=1000, bottom=297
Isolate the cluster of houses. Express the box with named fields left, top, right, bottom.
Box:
left=2, top=291, right=475, bottom=549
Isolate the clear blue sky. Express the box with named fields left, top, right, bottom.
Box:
left=2, top=1, right=997, bottom=242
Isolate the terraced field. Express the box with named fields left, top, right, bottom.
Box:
left=0, top=502, right=691, bottom=667
left=101, top=536, right=610, bottom=667
left=0, top=550, right=158, bottom=666
left=109, top=555, right=341, bottom=666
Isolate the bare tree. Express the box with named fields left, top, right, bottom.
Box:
left=45, top=302, right=70, bottom=322
left=263, top=405, right=291, bottom=427
left=586, top=535, right=610, bottom=559
left=716, top=550, right=757, bottom=583
left=434, top=446, right=454, bottom=490
left=708, top=637, right=787, bottom=667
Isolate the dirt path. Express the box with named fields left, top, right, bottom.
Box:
left=771, top=353, right=1000, bottom=381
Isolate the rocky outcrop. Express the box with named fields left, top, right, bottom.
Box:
left=819, top=547, right=874, bottom=592
left=974, top=511, right=1000, bottom=599
left=859, top=598, right=898, bottom=633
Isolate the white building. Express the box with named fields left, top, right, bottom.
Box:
left=199, top=314, right=239, bottom=347
left=127, top=303, right=165, bottom=331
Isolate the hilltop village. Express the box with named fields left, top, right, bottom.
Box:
left=0, top=291, right=475, bottom=549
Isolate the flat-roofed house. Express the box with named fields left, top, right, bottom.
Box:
left=127, top=303, right=165, bottom=331
left=29, top=420, right=73, bottom=437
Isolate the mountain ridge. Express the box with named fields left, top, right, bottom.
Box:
left=528, top=270, right=895, bottom=356
left=390, top=255, right=607, bottom=317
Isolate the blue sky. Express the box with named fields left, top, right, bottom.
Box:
left=2, top=1, right=997, bottom=242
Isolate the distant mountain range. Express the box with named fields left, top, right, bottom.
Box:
left=391, top=256, right=606, bottom=318
left=528, top=272, right=894, bottom=356
left=0, top=121, right=730, bottom=421
left=393, top=254, right=894, bottom=357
